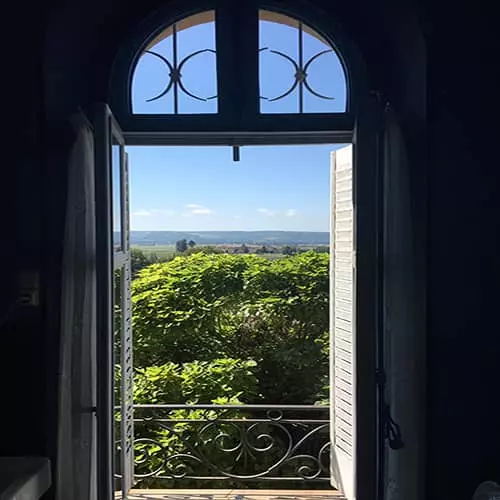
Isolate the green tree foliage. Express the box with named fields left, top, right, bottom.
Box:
left=233, top=251, right=329, bottom=403
left=132, top=253, right=254, bottom=365
left=281, top=245, right=296, bottom=255
left=131, top=248, right=160, bottom=276
left=133, top=358, right=258, bottom=404
left=132, top=251, right=329, bottom=404
left=188, top=239, right=196, bottom=248
left=313, top=246, right=330, bottom=254
left=232, top=243, right=250, bottom=254
left=175, top=239, right=188, bottom=253
left=184, top=245, right=223, bottom=256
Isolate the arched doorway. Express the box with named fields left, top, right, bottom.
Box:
left=97, top=3, right=381, bottom=499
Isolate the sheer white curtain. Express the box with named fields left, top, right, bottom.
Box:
left=383, top=106, right=425, bottom=500
left=57, top=114, right=97, bottom=500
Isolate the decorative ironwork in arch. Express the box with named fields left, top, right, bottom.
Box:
left=259, top=10, right=347, bottom=114
left=130, top=7, right=348, bottom=117
left=131, top=11, right=218, bottom=115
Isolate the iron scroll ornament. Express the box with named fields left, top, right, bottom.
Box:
left=144, top=46, right=336, bottom=112
left=259, top=47, right=336, bottom=104
left=141, top=21, right=217, bottom=113
left=129, top=405, right=332, bottom=485
left=259, top=19, right=337, bottom=113
left=144, top=49, right=217, bottom=104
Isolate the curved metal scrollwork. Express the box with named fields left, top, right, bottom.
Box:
left=260, top=18, right=341, bottom=113
left=140, top=22, right=217, bottom=113
left=259, top=48, right=335, bottom=103
left=131, top=404, right=331, bottom=487
left=145, top=49, right=217, bottom=104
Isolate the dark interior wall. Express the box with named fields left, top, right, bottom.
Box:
left=423, top=2, right=500, bottom=497
left=0, top=1, right=49, bottom=460
left=1, top=0, right=499, bottom=499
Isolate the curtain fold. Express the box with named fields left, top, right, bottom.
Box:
left=56, top=115, right=97, bottom=500
left=383, top=106, right=425, bottom=500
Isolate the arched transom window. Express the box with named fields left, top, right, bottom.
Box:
left=111, top=2, right=361, bottom=138
left=131, top=9, right=347, bottom=116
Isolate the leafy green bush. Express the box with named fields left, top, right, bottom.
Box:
left=132, top=252, right=329, bottom=404
left=230, top=252, right=329, bottom=403
left=132, top=254, right=256, bottom=366
left=133, top=358, right=258, bottom=404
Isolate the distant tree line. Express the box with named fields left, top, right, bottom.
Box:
left=173, top=240, right=329, bottom=256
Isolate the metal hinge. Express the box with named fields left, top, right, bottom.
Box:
left=382, top=403, right=404, bottom=450
left=376, top=369, right=405, bottom=450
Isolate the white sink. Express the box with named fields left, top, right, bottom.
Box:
left=0, top=458, right=51, bottom=500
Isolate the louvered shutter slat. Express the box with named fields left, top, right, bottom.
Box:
left=330, top=145, right=355, bottom=499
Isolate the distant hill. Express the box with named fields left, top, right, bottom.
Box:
left=118, top=231, right=329, bottom=246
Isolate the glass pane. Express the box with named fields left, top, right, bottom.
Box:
left=112, top=142, right=122, bottom=251
left=132, top=11, right=218, bottom=114
left=259, top=10, right=347, bottom=114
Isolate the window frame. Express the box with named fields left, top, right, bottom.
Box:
left=105, top=3, right=378, bottom=499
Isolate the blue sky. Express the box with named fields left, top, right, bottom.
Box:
left=127, top=144, right=346, bottom=231
left=126, top=12, right=347, bottom=232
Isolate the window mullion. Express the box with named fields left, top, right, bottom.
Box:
left=215, top=0, right=259, bottom=129
left=214, top=1, right=236, bottom=124
left=236, top=1, right=260, bottom=126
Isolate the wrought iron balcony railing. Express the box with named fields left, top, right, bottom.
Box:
left=125, top=404, right=331, bottom=488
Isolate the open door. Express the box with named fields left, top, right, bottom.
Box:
left=330, top=102, right=382, bottom=500
left=330, top=145, right=355, bottom=499
left=115, top=149, right=134, bottom=499
left=95, top=104, right=134, bottom=500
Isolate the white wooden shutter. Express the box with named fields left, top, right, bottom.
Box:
left=330, top=144, right=355, bottom=499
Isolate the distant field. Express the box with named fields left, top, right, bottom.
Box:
left=132, top=245, right=176, bottom=259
